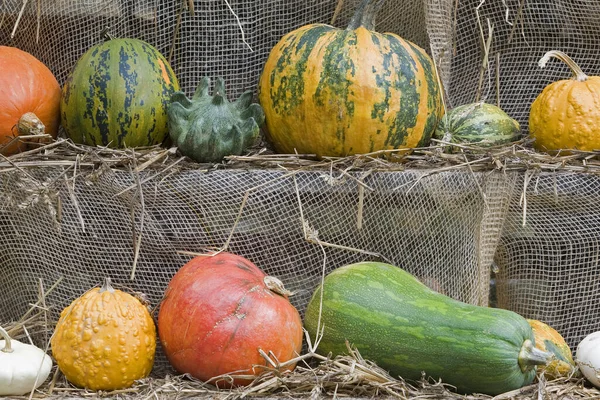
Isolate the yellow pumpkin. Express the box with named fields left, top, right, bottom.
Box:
left=51, top=278, right=156, bottom=391
left=527, top=319, right=576, bottom=379
left=529, top=50, right=600, bottom=152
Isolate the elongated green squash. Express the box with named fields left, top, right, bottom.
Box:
left=61, top=38, right=179, bottom=148
left=304, top=262, right=551, bottom=395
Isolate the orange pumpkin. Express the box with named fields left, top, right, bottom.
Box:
left=529, top=50, right=600, bottom=152
left=0, top=46, right=61, bottom=155
left=51, top=278, right=156, bottom=390
left=158, top=252, right=303, bottom=387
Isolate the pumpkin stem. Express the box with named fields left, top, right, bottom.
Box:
left=0, top=326, right=13, bottom=353
left=538, top=50, right=588, bottom=82
left=99, top=277, right=115, bottom=294
left=264, top=276, right=295, bottom=298
left=518, top=339, right=553, bottom=373
left=17, top=112, right=45, bottom=136
left=346, top=0, right=386, bottom=31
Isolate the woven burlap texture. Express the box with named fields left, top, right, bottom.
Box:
left=1, top=0, right=600, bottom=360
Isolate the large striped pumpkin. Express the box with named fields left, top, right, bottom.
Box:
left=61, top=38, right=179, bottom=148
left=258, top=0, right=443, bottom=158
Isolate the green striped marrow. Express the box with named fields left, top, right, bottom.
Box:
left=304, top=262, right=551, bottom=395
left=61, top=38, right=179, bottom=148
left=258, top=0, right=443, bottom=158
left=434, top=102, right=520, bottom=148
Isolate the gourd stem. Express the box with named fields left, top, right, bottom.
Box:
left=0, top=326, right=13, bottom=353
left=17, top=112, right=45, bottom=136
left=99, top=277, right=115, bottom=294
left=538, top=50, right=588, bottom=82
left=346, top=0, right=386, bottom=31
left=264, top=276, right=294, bottom=298
left=101, top=26, right=115, bottom=41
left=213, top=78, right=228, bottom=105
left=518, top=339, right=553, bottom=372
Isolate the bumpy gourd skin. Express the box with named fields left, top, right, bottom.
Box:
left=168, top=77, right=265, bottom=163
left=529, top=77, right=600, bottom=152
left=51, top=284, right=156, bottom=390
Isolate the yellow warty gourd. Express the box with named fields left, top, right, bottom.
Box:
left=529, top=50, right=600, bottom=152
left=51, top=278, right=156, bottom=391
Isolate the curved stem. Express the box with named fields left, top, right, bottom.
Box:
left=346, top=0, right=386, bottom=31
left=518, top=339, right=553, bottom=373
left=0, top=326, right=13, bottom=353
left=538, top=50, right=588, bottom=82
left=264, top=276, right=294, bottom=298
left=99, top=277, right=115, bottom=294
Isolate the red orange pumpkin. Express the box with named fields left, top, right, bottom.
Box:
left=158, top=252, right=303, bottom=387
left=0, top=47, right=61, bottom=155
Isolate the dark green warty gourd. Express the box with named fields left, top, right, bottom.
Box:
left=168, top=77, right=265, bottom=163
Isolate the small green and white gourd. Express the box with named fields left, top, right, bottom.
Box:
left=434, top=102, right=521, bottom=149
left=167, top=77, right=265, bottom=163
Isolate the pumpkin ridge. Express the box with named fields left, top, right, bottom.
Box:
left=384, top=35, right=422, bottom=148
left=370, top=31, right=393, bottom=124
left=404, top=37, right=441, bottom=148
left=268, top=25, right=332, bottom=115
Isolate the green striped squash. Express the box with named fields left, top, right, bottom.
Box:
left=434, top=102, right=520, bottom=147
left=61, top=38, right=179, bottom=148
left=258, top=0, right=443, bottom=158
left=304, top=261, right=552, bottom=395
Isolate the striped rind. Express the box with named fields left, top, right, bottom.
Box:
left=258, top=24, right=443, bottom=157
left=435, top=103, right=520, bottom=145
left=61, top=38, right=180, bottom=148
left=304, top=262, right=536, bottom=395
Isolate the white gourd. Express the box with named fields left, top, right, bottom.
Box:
left=576, top=331, right=600, bottom=388
left=0, top=326, right=53, bottom=396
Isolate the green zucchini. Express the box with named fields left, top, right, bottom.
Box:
left=303, top=261, right=551, bottom=395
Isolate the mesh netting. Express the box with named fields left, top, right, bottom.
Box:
left=495, top=172, right=600, bottom=349
left=0, top=166, right=513, bottom=371
left=0, top=0, right=427, bottom=100
left=1, top=0, right=600, bottom=372
left=428, top=0, right=600, bottom=129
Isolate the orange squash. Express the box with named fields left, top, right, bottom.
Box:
left=529, top=50, right=600, bottom=152
left=0, top=47, right=61, bottom=155
left=258, top=0, right=443, bottom=158
left=527, top=319, right=576, bottom=379
left=51, top=279, right=156, bottom=390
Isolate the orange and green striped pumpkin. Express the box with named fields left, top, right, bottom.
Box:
left=61, top=38, right=179, bottom=148
left=258, top=0, right=444, bottom=158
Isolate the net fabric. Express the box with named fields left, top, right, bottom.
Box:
left=0, top=166, right=513, bottom=371
left=1, top=0, right=599, bottom=369
left=428, top=0, right=600, bottom=129
left=495, top=171, right=600, bottom=349
left=0, top=0, right=428, bottom=100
